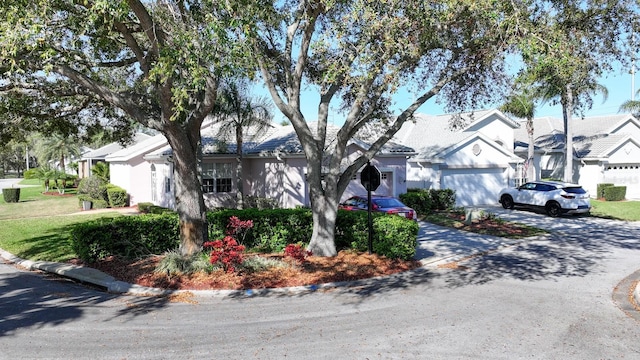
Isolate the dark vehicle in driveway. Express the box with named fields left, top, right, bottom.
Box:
left=498, top=180, right=591, bottom=217
left=339, top=195, right=418, bottom=220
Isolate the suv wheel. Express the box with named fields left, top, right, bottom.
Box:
left=545, top=201, right=561, bottom=217
left=500, top=195, right=514, bottom=209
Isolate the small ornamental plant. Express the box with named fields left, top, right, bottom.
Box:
left=226, top=216, right=253, bottom=245
left=204, top=216, right=253, bottom=273
left=283, top=243, right=312, bottom=264
left=204, top=237, right=245, bottom=273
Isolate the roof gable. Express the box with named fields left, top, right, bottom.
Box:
left=412, top=132, right=521, bottom=163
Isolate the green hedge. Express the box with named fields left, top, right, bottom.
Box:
left=2, top=188, right=20, bottom=203
left=71, top=208, right=420, bottom=262
left=207, top=208, right=313, bottom=252
left=347, top=214, right=418, bottom=260
left=137, top=202, right=175, bottom=214
left=71, top=213, right=180, bottom=262
left=603, top=186, right=627, bottom=201
left=596, top=183, right=615, bottom=199
left=400, top=188, right=456, bottom=215
left=106, top=185, right=128, bottom=207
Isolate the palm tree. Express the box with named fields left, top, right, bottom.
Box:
left=212, top=80, right=273, bottom=209
left=33, top=133, right=80, bottom=174
left=500, top=87, right=538, bottom=183
left=91, top=161, right=110, bottom=183
left=619, top=89, right=640, bottom=116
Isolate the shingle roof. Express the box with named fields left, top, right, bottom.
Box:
left=394, top=110, right=519, bottom=161
left=82, top=133, right=152, bottom=159
left=514, top=113, right=640, bottom=159
left=246, top=123, right=414, bottom=156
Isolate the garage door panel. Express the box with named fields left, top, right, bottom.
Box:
left=603, top=164, right=640, bottom=199
left=442, top=168, right=506, bottom=206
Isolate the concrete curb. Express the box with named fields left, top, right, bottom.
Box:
left=0, top=248, right=167, bottom=296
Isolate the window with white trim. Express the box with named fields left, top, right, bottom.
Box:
left=202, top=163, right=233, bottom=193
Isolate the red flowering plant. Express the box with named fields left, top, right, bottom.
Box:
left=283, top=243, right=312, bottom=264
left=225, top=216, right=253, bottom=245
left=203, top=216, right=253, bottom=273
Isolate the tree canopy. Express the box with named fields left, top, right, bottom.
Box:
left=1, top=0, right=248, bottom=255
left=238, top=0, right=530, bottom=255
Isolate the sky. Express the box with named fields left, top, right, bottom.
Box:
left=260, top=62, right=637, bottom=126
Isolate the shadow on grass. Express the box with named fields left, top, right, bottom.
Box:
left=15, top=226, right=78, bottom=262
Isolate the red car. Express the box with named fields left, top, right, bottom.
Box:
left=339, top=195, right=417, bottom=220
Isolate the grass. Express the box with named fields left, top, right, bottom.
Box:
left=0, top=178, right=118, bottom=262
left=0, top=179, right=80, bottom=220
left=590, top=199, right=640, bottom=221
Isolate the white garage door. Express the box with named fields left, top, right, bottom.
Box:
left=603, top=164, right=640, bottom=200
left=441, top=168, right=507, bottom=206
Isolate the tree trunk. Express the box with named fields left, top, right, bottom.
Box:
left=563, top=85, right=574, bottom=183
left=236, top=125, right=244, bottom=210
left=164, top=123, right=209, bottom=257
left=526, top=117, right=536, bottom=181
left=308, top=194, right=339, bottom=256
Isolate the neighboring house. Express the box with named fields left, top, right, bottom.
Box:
left=78, top=133, right=152, bottom=178
left=107, top=121, right=415, bottom=210
left=394, top=109, right=523, bottom=206
left=514, top=113, right=640, bottom=200
left=105, top=134, right=171, bottom=206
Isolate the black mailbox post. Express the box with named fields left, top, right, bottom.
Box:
left=360, top=162, right=381, bottom=254
left=360, top=163, right=381, bottom=191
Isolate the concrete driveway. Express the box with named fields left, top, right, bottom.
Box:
left=414, top=204, right=638, bottom=266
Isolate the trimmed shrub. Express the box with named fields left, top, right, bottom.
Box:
left=372, top=216, right=419, bottom=260
left=334, top=209, right=381, bottom=251
left=431, top=189, right=456, bottom=210
left=137, top=202, right=154, bottom=213
left=71, top=213, right=180, bottom=262
left=603, top=186, right=627, bottom=201
left=346, top=212, right=418, bottom=260
left=23, top=168, right=38, bottom=180
left=399, top=191, right=433, bottom=215
left=400, top=188, right=456, bottom=214
left=2, top=188, right=20, bottom=203
left=207, top=208, right=313, bottom=252
left=106, top=185, right=128, bottom=207
left=77, top=176, right=108, bottom=202
left=92, top=199, right=110, bottom=209
left=137, top=202, right=174, bottom=214
left=597, top=183, right=614, bottom=199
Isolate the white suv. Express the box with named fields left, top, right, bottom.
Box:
left=498, top=180, right=591, bottom=217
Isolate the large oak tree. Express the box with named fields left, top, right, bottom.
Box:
left=0, top=0, right=244, bottom=255
left=241, top=0, right=530, bottom=256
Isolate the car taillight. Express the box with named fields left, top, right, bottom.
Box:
left=372, top=204, right=379, bottom=210
left=386, top=209, right=397, bottom=214
left=408, top=210, right=415, bottom=219
left=561, top=194, right=575, bottom=199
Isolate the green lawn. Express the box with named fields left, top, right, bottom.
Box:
left=590, top=199, right=640, bottom=221
left=0, top=179, right=80, bottom=220
left=0, top=179, right=118, bottom=262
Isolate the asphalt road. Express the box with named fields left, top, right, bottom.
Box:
left=1, top=210, right=640, bottom=359
left=0, top=178, right=21, bottom=191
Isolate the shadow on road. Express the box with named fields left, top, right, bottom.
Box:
left=439, top=221, right=640, bottom=288
left=0, top=266, right=171, bottom=336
